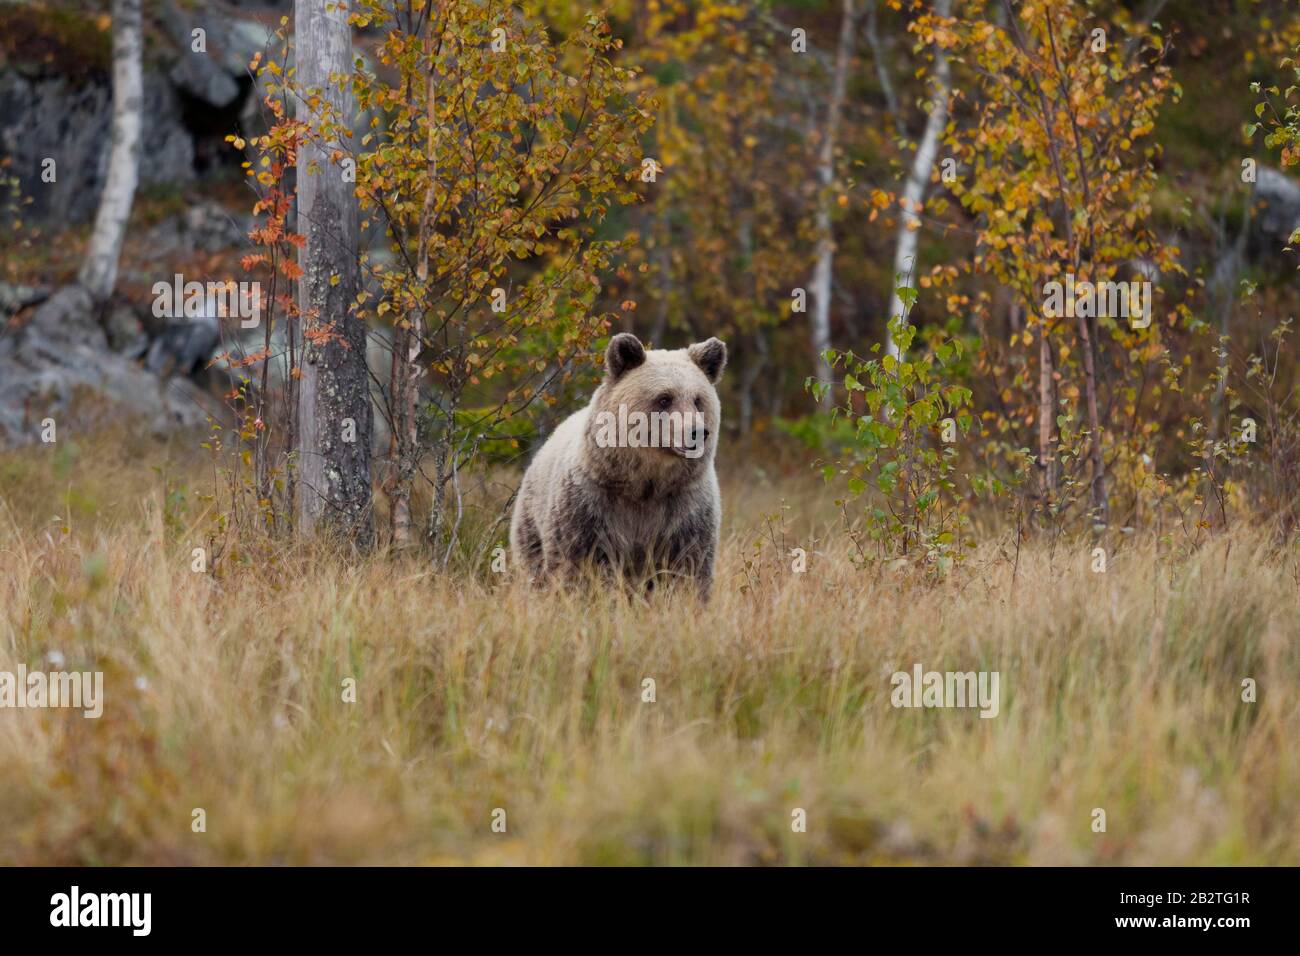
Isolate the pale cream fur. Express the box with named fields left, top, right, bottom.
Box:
left=510, top=335, right=726, bottom=597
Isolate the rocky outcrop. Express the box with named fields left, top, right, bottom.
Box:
left=1252, top=166, right=1300, bottom=251
left=0, top=285, right=214, bottom=448
left=0, top=3, right=276, bottom=224
left=160, top=0, right=272, bottom=109
left=0, top=70, right=194, bottom=223
left=0, top=3, right=349, bottom=449
left=141, top=199, right=253, bottom=256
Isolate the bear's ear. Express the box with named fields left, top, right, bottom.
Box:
left=605, top=332, right=646, bottom=380
left=688, top=337, right=727, bottom=383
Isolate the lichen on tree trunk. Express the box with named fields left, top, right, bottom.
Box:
left=294, top=0, right=373, bottom=546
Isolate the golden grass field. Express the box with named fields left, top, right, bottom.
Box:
left=1, top=427, right=1298, bottom=865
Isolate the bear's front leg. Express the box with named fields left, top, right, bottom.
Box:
left=543, top=480, right=617, bottom=588
left=662, top=506, right=718, bottom=602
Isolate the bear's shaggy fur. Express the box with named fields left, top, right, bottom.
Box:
left=509, top=333, right=726, bottom=598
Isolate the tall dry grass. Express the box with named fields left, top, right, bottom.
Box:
left=1, top=430, right=1297, bottom=864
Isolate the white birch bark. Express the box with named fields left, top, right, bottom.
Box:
left=809, top=0, right=857, bottom=410
left=77, top=0, right=143, bottom=304
left=885, top=0, right=951, bottom=359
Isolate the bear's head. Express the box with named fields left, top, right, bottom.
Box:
left=585, top=333, right=726, bottom=489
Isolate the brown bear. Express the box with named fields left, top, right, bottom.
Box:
left=509, top=333, right=726, bottom=598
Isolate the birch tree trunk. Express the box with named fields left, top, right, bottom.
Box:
left=809, top=0, right=856, bottom=410
left=649, top=201, right=672, bottom=346
left=387, top=65, right=436, bottom=552
left=864, top=1, right=899, bottom=119
left=294, top=0, right=373, bottom=545
left=1076, top=308, right=1108, bottom=524
left=1037, top=319, right=1057, bottom=500
left=1209, top=206, right=1250, bottom=441
left=884, top=0, right=950, bottom=359
left=77, top=0, right=143, bottom=306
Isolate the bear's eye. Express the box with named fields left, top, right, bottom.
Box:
left=693, top=395, right=704, bottom=411
left=654, top=392, right=673, bottom=409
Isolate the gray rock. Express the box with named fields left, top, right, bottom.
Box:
left=105, top=302, right=148, bottom=356
left=169, top=50, right=241, bottom=109
left=0, top=284, right=212, bottom=449
left=1252, top=166, right=1300, bottom=249
left=217, top=19, right=276, bottom=78
left=142, top=200, right=251, bottom=256
left=27, top=284, right=104, bottom=343
left=143, top=74, right=201, bottom=184
left=0, top=281, right=50, bottom=317
left=161, top=2, right=273, bottom=107
left=0, top=70, right=194, bottom=223
left=146, top=315, right=221, bottom=378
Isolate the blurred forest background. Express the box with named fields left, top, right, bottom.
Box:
left=1, top=0, right=1299, bottom=865
left=1, top=0, right=1298, bottom=553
